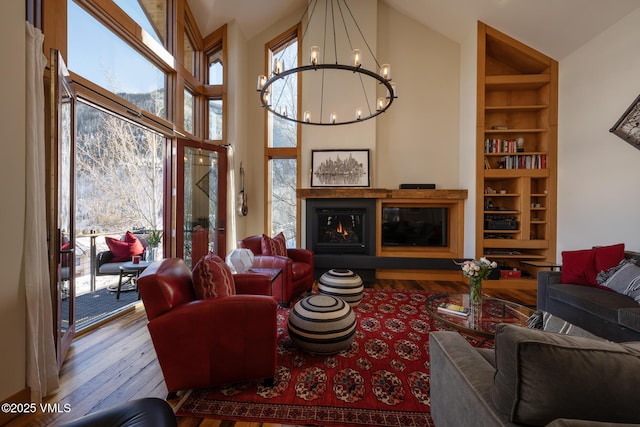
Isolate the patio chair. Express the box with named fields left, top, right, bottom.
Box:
left=95, top=231, right=151, bottom=298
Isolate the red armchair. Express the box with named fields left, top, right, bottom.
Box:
left=137, top=258, right=277, bottom=394
left=238, top=235, right=314, bottom=306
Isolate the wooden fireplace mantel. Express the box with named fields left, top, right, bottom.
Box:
left=299, top=188, right=468, bottom=281
left=297, top=188, right=468, bottom=200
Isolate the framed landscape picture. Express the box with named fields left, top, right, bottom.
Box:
left=311, top=149, right=370, bottom=187
left=610, top=93, right=640, bottom=150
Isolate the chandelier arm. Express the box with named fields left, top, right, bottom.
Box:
left=274, top=1, right=313, bottom=71
left=260, top=64, right=394, bottom=126
left=330, top=0, right=338, bottom=64
left=322, top=0, right=329, bottom=63
left=357, top=71, right=373, bottom=117
left=320, top=68, right=325, bottom=122
left=342, top=0, right=381, bottom=70
left=300, top=0, right=318, bottom=44
left=336, top=0, right=354, bottom=51
left=273, top=72, right=290, bottom=113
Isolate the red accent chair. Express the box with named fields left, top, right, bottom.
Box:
left=137, top=258, right=277, bottom=394
left=238, top=235, right=314, bottom=305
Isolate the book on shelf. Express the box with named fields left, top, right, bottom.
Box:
left=437, top=302, right=470, bottom=317
left=484, top=138, right=518, bottom=154
left=498, top=154, right=547, bottom=169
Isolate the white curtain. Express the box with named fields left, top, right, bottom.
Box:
left=25, top=21, right=59, bottom=403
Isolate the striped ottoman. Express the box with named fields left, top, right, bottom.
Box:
left=318, top=269, right=364, bottom=306
left=288, top=294, right=356, bottom=354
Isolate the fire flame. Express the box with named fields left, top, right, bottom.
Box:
left=336, top=220, right=349, bottom=237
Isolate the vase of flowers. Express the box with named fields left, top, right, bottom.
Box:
left=458, top=257, right=497, bottom=306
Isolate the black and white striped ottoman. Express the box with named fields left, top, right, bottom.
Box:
left=318, top=269, right=364, bottom=306
left=287, top=294, right=356, bottom=354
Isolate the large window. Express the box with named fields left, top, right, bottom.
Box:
left=75, top=101, right=165, bottom=233
left=205, top=39, right=224, bottom=140
left=184, top=87, right=194, bottom=134
left=112, top=0, right=165, bottom=45
left=269, top=40, right=298, bottom=148
left=208, top=46, right=223, bottom=85
left=67, top=1, right=167, bottom=118
left=265, top=27, right=300, bottom=245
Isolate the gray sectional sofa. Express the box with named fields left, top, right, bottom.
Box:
left=430, top=325, right=640, bottom=427
left=537, top=251, right=640, bottom=342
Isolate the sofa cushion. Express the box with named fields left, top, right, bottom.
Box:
left=561, top=248, right=597, bottom=285
left=261, top=232, right=287, bottom=256
left=601, top=260, right=640, bottom=303
left=619, top=307, right=640, bottom=333
left=547, top=284, right=637, bottom=324
left=192, top=253, right=236, bottom=299
left=491, top=324, right=640, bottom=426
left=105, top=231, right=145, bottom=262
left=594, top=243, right=625, bottom=274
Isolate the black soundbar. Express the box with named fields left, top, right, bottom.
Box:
left=399, top=184, right=436, bottom=189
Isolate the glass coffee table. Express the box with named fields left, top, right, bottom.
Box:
left=426, top=293, right=535, bottom=339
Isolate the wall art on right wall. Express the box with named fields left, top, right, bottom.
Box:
left=610, top=93, right=640, bottom=150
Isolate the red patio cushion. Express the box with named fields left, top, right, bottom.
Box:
left=105, top=231, right=144, bottom=262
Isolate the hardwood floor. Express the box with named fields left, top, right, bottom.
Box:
left=6, top=280, right=535, bottom=427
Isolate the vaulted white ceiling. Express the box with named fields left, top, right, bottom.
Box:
left=187, top=0, right=640, bottom=60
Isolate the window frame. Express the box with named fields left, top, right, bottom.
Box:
left=203, top=26, right=226, bottom=142
left=263, top=24, right=302, bottom=245
left=43, top=0, right=229, bottom=259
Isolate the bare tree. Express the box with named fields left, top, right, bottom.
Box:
left=75, top=103, right=164, bottom=233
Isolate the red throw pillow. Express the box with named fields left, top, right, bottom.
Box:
left=191, top=253, right=236, bottom=299
left=105, top=232, right=145, bottom=262
left=561, top=248, right=597, bottom=285
left=594, top=243, right=625, bottom=274
left=261, top=232, right=287, bottom=256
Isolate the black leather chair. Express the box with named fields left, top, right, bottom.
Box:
left=59, top=398, right=176, bottom=427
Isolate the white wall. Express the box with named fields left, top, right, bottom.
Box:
left=301, top=0, right=377, bottom=187
left=0, top=2, right=27, bottom=401
left=376, top=3, right=460, bottom=190
left=557, top=8, right=640, bottom=256
left=458, top=26, right=478, bottom=258
left=225, top=20, right=248, bottom=249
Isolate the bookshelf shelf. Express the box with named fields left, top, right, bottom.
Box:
left=476, top=23, right=558, bottom=288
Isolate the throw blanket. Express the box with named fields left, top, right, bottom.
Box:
left=528, top=310, right=603, bottom=340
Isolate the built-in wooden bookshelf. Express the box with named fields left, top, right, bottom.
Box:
left=476, top=23, right=558, bottom=288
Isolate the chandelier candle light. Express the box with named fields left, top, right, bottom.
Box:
left=256, top=0, right=397, bottom=126
left=458, top=257, right=498, bottom=306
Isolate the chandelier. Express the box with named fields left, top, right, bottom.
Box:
left=256, top=0, right=397, bottom=126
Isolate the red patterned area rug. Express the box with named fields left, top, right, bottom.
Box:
left=174, top=289, right=490, bottom=427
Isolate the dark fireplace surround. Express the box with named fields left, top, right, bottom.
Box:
left=306, top=198, right=376, bottom=256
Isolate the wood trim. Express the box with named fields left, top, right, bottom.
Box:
left=70, top=72, right=175, bottom=136
left=297, top=188, right=468, bottom=200
left=0, top=388, right=31, bottom=426
left=42, top=0, right=67, bottom=63
left=263, top=24, right=302, bottom=236
left=74, top=0, right=174, bottom=71
left=376, top=270, right=463, bottom=281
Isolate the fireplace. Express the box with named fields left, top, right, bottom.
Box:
left=306, top=199, right=376, bottom=255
